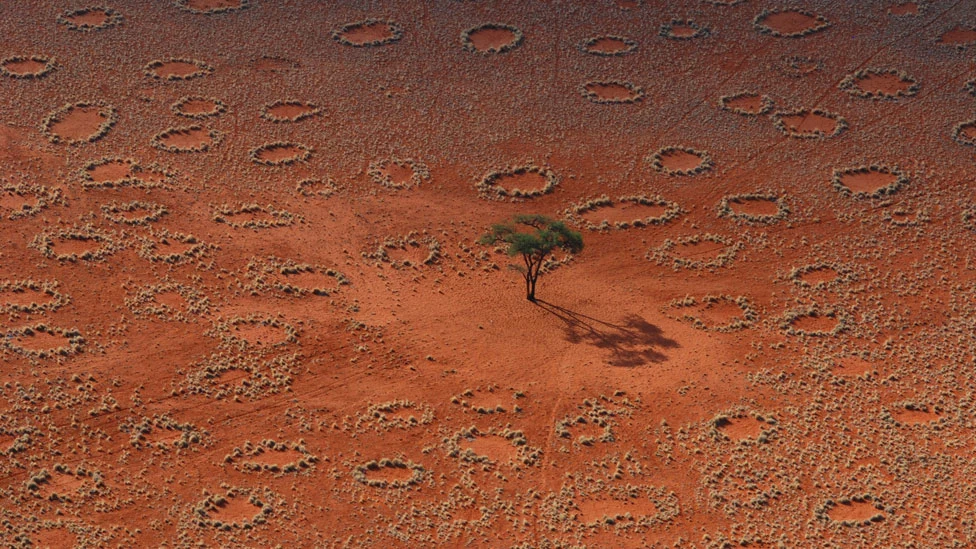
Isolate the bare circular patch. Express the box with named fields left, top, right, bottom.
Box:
left=816, top=495, right=886, bottom=526
left=772, top=108, right=847, bottom=138
left=175, top=0, right=249, bottom=15
left=172, top=96, right=226, bottom=119
left=952, top=119, right=976, bottom=147
left=566, top=195, right=682, bottom=230
left=353, top=459, right=425, bottom=488
left=579, top=35, right=638, bottom=56
left=780, top=307, right=850, bottom=337
left=368, top=157, right=430, bottom=189
left=581, top=80, right=644, bottom=104
left=212, top=204, right=297, bottom=228
left=249, top=142, right=312, bottom=166
left=777, top=55, right=823, bottom=77
left=30, top=225, right=122, bottom=262
left=57, top=6, right=123, bottom=31
left=101, top=200, right=168, bottom=225
left=0, top=183, right=64, bottom=220
left=4, top=324, right=84, bottom=359
left=669, top=295, right=758, bottom=332
left=476, top=164, right=558, bottom=199
left=461, top=23, right=524, bottom=54
left=333, top=19, right=403, bottom=47
left=137, top=229, right=212, bottom=264
left=648, top=233, right=742, bottom=270
left=717, top=193, right=790, bottom=224
left=839, top=68, right=919, bottom=99
left=648, top=146, right=713, bottom=175
left=296, top=178, right=338, bottom=197
left=754, top=8, right=830, bottom=37
left=260, top=100, right=321, bottom=122
left=719, top=92, right=773, bottom=115
left=660, top=19, right=710, bottom=40
left=41, top=101, right=117, bottom=145
left=0, top=55, right=56, bottom=79
left=832, top=165, right=908, bottom=198
left=144, top=58, right=213, bottom=81
left=152, top=125, right=223, bottom=152
left=938, top=25, right=976, bottom=47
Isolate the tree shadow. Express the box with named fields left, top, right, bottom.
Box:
left=535, top=299, right=680, bottom=367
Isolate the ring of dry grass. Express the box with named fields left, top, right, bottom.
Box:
left=243, top=256, right=349, bottom=296
left=754, top=8, right=830, bottom=37
left=363, top=232, right=441, bottom=269
left=838, top=68, right=920, bottom=99
left=660, top=19, right=711, bottom=40
left=30, top=225, right=122, bottom=262
left=143, top=58, right=213, bottom=81
left=0, top=280, right=70, bottom=314
left=352, top=458, right=425, bottom=488
left=193, top=487, right=273, bottom=530
left=212, top=204, right=297, bottom=228
left=565, top=194, right=682, bottom=230
left=580, top=80, right=644, bottom=104
left=0, top=183, right=64, bottom=219
left=172, top=95, right=227, bottom=119
left=719, top=91, right=773, bottom=115
left=814, top=495, right=886, bottom=526
left=124, top=280, right=210, bottom=320
left=461, top=23, right=524, bottom=54
left=151, top=125, right=223, bottom=153
left=444, top=426, right=541, bottom=466
left=779, top=306, right=851, bottom=337
left=224, top=439, right=318, bottom=475
left=951, top=119, right=976, bottom=147
left=578, top=35, right=638, bottom=56
left=100, top=200, right=168, bottom=226
left=57, top=6, right=123, bottom=31
left=359, top=400, right=435, bottom=431
left=0, top=55, right=57, bottom=79
left=648, top=146, right=714, bottom=176
left=717, top=192, right=790, bottom=224
left=296, top=178, right=339, bottom=197
left=332, top=19, right=404, bottom=47
left=831, top=165, right=908, bottom=198
left=119, top=414, right=206, bottom=449
left=647, top=233, right=742, bottom=270
left=136, top=229, right=213, bottom=264
left=3, top=324, right=84, bottom=359
left=259, top=100, right=321, bottom=122
left=249, top=142, right=312, bottom=166
left=41, top=101, right=118, bottom=145
left=772, top=108, right=848, bottom=139
left=668, top=295, right=758, bottom=332
left=477, top=164, right=558, bottom=200
left=787, top=262, right=857, bottom=289
left=368, top=157, right=430, bottom=189
left=174, top=0, right=250, bottom=15
left=80, top=157, right=176, bottom=189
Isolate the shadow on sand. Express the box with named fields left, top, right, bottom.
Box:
left=535, top=300, right=680, bottom=367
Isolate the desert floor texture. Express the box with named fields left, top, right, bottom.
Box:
left=1, top=0, right=975, bottom=547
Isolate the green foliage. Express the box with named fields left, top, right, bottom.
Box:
left=479, top=214, right=583, bottom=300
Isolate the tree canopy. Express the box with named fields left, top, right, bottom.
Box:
left=478, top=214, right=583, bottom=301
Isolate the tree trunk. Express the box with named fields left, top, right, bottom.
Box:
left=525, top=272, right=534, bottom=301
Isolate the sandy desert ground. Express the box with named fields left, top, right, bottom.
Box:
left=1, top=0, right=976, bottom=547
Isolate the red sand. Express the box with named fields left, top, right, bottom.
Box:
left=0, top=1, right=972, bottom=547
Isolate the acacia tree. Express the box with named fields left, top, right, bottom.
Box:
left=478, top=214, right=583, bottom=301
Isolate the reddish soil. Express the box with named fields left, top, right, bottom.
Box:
left=0, top=2, right=973, bottom=546
left=64, top=9, right=109, bottom=27
left=827, top=500, right=880, bottom=523
left=778, top=112, right=840, bottom=135
left=87, top=159, right=133, bottom=183
left=668, top=24, right=700, bottom=39
left=0, top=287, right=57, bottom=309
left=467, top=27, right=519, bottom=52
left=379, top=163, right=415, bottom=186
left=889, top=3, right=919, bottom=16
left=585, top=37, right=633, bottom=54
left=690, top=299, right=746, bottom=327
left=798, top=266, right=838, bottom=285
left=151, top=61, right=205, bottom=79
left=208, top=497, right=261, bottom=523
left=51, top=238, right=100, bottom=257
left=185, top=0, right=244, bottom=10
left=727, top=198, right=780, bottom=216
left=255, top=144, right=306, bottom=163
left=852, top=72, right=913, bottom=96
left=246, top=448, right=305, bottom=467
left=2, top=58, right=48, bottom=75
left=265, top=102, right=317, bottom=120
left=10, top=330, right=69, bottom=352
left=838, top=169, right=898, bottom=194
left=157, top=127, right=213, bottom=149
left=789, top=314, right=839, bottom=333
left=0, top=191, right=37, bottom=214
left=581, top=202, right=668, bottom=225
left=759, top=11, right=823, bottom=35
left=724, top=93, right=767, bottom=114
left=338, top=22, right=396, bottom=45
left=716, top=416, right=764, bottom=441
left=584, top=82, right=638, bottom=102
left=658, top=149, right=706, bottom=172
left=177, top=98, right=221, bottom=116
left=939, top=26, right=976, bottom=46
left=229, top=322, right=288, bottom=346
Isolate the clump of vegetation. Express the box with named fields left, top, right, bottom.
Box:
left=243, top=256, right=349, bottom=296
left=224, top=439, right=319, bottom=474
left=479, top=214, right=583, bottom=301
left=359, top=400, right=435, bottom=431
left=124, top=280, right=210, bottom=320
left=296, top=178, right=339, bottom=197
left=193, top=487, right=274, bottom=530
left=136, top=228, right=214, bottom=264
left=119, top=414, right=206, bottom=449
